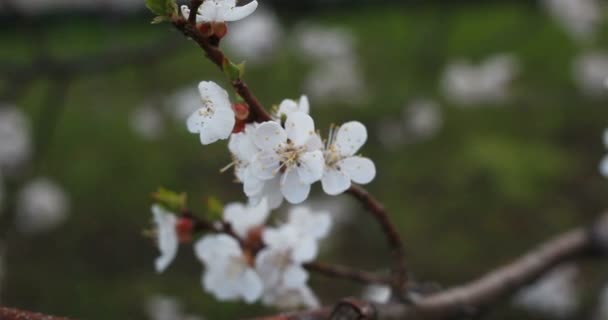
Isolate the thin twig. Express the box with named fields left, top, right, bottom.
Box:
left=347, top=185, right=408, bottom=296
left=172, top=14, right=272, bottom=122
left=304, top=261, right=390, bottom=285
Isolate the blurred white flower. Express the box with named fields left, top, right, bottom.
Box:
left=362, top=285, right=391, bottom=304
left=16, top=177, right=69, bottom=234
left=441, top=54, right=519, bottom=105
left=195, top=234, right=263, bottom=303
left=256, top=206, right=331, bottom=309
left=599, top=129, right=608, bottom=177
left=402, top=99, right=442, bottom=142
left=186, top=81, right=236, bottom=145
left=222, top=198, right=269, bottom=239
left=180, top=0, right=258, bottom=23
left=304, top=58, right=368, bottom=105
left=130, top=105, right=165, bottom=141
left=145, top=295, right=204, bottom=320
left=276, top=95, right=310, bottom=119
left=513, top=264, right=579, bottom=318
left=224, top=8, right=282, bottom=63
left=151, top=205, right=178, bottom=273
left=294, top=24, right=356, bottom=61
left=573, top=52, right=608, bottom=97
left=322, top=121, right=375, bottom=195
left=542, top=0, right=601, bottom=41
left=0, top=106, right=31, bottom=174
left=250, top=112, right=324, bottom=204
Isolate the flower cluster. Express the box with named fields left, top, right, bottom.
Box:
left=189, top=82, right=376, bottom=208
left=152, top=199, right=331, bottom=309
left=150, top=0, right=377, bottom=310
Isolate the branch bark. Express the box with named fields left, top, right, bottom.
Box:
left=0, top=306, right=73, bottom=320
left=347, top=185, right=408, bottom=296
left=251, top=212, right=608, bottom=320
left=304, top=261, right=391, bottom=285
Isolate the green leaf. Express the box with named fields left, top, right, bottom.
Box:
left=223, top=59, right=245, bottom=81
left=206, top=196, right=224, bottom=221
left=152, top=187, right=187, bottom=212
left=146, top=0, right=177, bottom=21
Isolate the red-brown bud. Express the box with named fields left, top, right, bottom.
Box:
left=212, top=22, right=228, bottom=39
left=176, top=216, right=195, bottom=243
left=233, top=103, right=250, bottom=121
left=197, top=22, right=213, bottom=37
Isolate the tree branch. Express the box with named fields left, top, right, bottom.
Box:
left=0, top=306, right=74, bottom=320
left=347, top=185, right=408, bottom=296
left=172, top=14, right=272, bottom=122
left=250, top=212, right=608, bottom=320
left=304, top=261, right=391, bottom=285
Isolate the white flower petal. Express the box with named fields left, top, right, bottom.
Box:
left=281, top=169, right=311, bottom=204
left=277, top=99, right=298, bottom=118
left=243, top=169, right=264, bottom=196
left=180, top=5, right=190, bottom=19
left=223, top=199, right=269, bottom=238
left=240, top=268, right=264, bottom=303
left=335, top=121, right=367, bottom=157
left=152, top=205, right=178, bottom=273
left=254, top=121, right=286, bottom=151
left=251, top=151, right=280, bottom=180
left=298, top=95, right=310, bottom=114
left=208, top=107, right=235, bottom=140
left=283, top=265, right=309, bottom=289
left=321, top=167, right=351, bottom=195
left=306, top=133, right=323, bottom=151
left=340, top=156, right=376, bottom=184
left=296, top=150, right=324, bottom=184
left=223, top=0, right=258, bottom=22
left=288, top=207, right=332, bottom=240
left=194, top=234, right=241, bottom=267
left=285, top=112, right=315, bottom=146
left=198, top=81, right=231, bottom=110
left=292, top=237, right=318, bottom=263
left=600, top=154, right=608, bottom=177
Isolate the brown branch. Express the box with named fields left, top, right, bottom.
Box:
left=347, top=185, right=408, bottom=296
left=304, top=261, right=391, bottom=285
left=250, top=212, right=608, bottom=320
left=172, top=15, right=272, bottom=122
left=0, top=306, right=74, bottom=320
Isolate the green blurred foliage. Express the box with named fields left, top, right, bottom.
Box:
left=1, top=2, right=608, bottom=319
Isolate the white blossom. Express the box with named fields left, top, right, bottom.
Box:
left=255, top=206, right=331, bottom=309
left=0, top=106, right=31, bottom=174
left=441, top=54, right=519, bottom=106
left=145, top=295, right=204, bottom=320
left=542, top=0, right=601, bottom=41
left=186, top=81, right=236, bottom=145
left=249, top=112, right=324, bottom=204
left=15, top=177, right=69, bottom=234
left=513, top=264, right=579, bottom=318
left=573, top=52, right=608, bottom=97
left=195, top=234, right=263, bottom=303
left=151, top=205, right=179, bottom=273
left=362, top=285, right=391, bottom=304
left=224, top=8, right=282, bottom=63
left=130, top=105, right=165, bottom=140
left=222, top=198, right=269, bottom=238
left=180, top=0, right=258, bottom=23
left=228, top=125, right=283, bottom=209
left=322, top=121, right=376, bottom=195
left=275, top=95, right=310, bottom=119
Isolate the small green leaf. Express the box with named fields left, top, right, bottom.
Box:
left=152, top=187, right=187, bottom=212
left=146, top=0, right=177, bottom=21
left=206, top=196, right=224, bottom=221
left=151, top=16, right=168, bottom=24
left=223, top=59, right=245, bottom=81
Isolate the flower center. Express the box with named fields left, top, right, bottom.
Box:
left=277, top=141, right=305, bottom=173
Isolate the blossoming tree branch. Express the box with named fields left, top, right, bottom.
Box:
left=124, top=0, right=608, bottom=319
